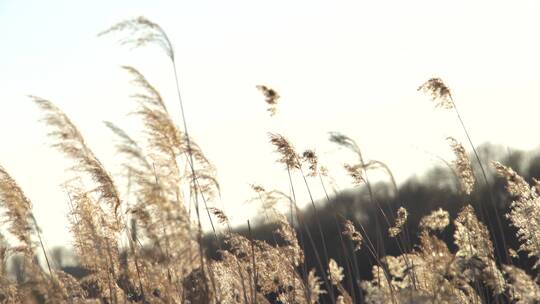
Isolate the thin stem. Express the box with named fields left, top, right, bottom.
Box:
left=30, top=215, right=53, bottom=278
left=351, top=142, right=387, bottom=268
left=319, top=174, right=360, bottom=303
left=248, top=220, right=258, bottom=304
left=451, top=99, right=510, bottom=265
left=286, top=166, right=311, bottom=304
left=298, top=166, right=331, bottom=276
left=170, top=57, right=213, bottom=298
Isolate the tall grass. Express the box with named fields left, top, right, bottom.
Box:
left=0, top=17, right=538, bottom=303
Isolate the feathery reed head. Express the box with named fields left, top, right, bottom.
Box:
left=268, top=133, right=300, bottom=169
left=447, top=137, right=475, bottom=195
left=307, top=269, right=326, bottom=302
left=418, top=78, right=454, bottom=109
left=327, top=259, right=344, bottom=286
left=0, top=165, right=35, bottom=253
left=301, top=149, right=319, bottom=177
left=389, top=207, right=408, bottom=238
left=250, top=183, right=266, bottom=194
left=419, top=208, right=450, bottom=232
left=343, top=164, right=364, bottom=186
left=207, top=207, right=230, bottom=226
left=99, top=16, right=174, bottom=60
left=493, top=161, right=540, bottom=269
left=342, top=219, right=363, bottom=251
left=31, top=96, right=122, bottom=217
left=453, top=205, right=506, bottom=294
left=492, top=161, right=532, bottom=200
left=256, top=85, right=280, bottom=116
left=123, top=65, right=220, bottom=202
left=329, top=132, right=360, bottom=155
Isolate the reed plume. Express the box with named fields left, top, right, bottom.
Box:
left=31, top=96, right=122, bottom=219
left=447, top=137, right=475, bottom=195
left=256, top=85, right=280, bottom=116
left=453, top=205, right=506, bottom=295
left=419, top=208, right=450, bottom=232
left=0, top=165, right=80, bottom=302
left=301, top=150, right=319, bottom=177
left=122, top=66, right=219, bottom=203
left=66, top=182, right=123, bottom=302
left=98, top=16, right=174, bottom=60
left=417, top=78, right=453, bottom=109
left=0, top=166, right=36, bottom=255
left=493, top=161, right=540, bottom=269
left=268, top=133, right=301, bottom=170
left=388, top=207, right=408, bottom=238
left=343, top=164, right=364, bottom=186
left=342, top=219, right=363, bottom=251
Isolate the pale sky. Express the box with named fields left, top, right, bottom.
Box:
left=2, top=0, right=540, bottom=249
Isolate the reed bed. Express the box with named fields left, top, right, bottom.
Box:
left=0, top=17, right=539, bottom=304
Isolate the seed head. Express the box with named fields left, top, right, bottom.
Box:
left=389, top=207, right=408, bottom=238
left=256, top=85, right=280, bottom=116
left=344, top=164, right=364, bottom=186
left=420, top=208, right=450, bottom=232
left=207, top=207, right=229, bottom=226
left=328, top=259, right=344, bottom=285
left=301, top=150, right=319, bottom=177
left=268, top=133, right=300, bottom=169
left=418, top=78, right=454, bottom=109
left=342, top=219, right=363, bottom=251
left=447, top=137, right=475, bottom=195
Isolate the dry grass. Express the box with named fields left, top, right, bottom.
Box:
left=0, top=17, right=539, bottom=304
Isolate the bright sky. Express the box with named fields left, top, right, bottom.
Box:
left=1, top=0, right=540, bottom=249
